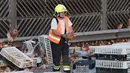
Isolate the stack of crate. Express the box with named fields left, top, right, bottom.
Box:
left=90, top=43, right=130, bottom=73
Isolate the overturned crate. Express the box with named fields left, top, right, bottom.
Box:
left=0, top=47, right=35, bottom=69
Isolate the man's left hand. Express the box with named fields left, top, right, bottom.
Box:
left=66, top=33, right=76, bottom=40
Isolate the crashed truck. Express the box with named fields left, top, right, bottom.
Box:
left=0, top=35, right=53, bottom=71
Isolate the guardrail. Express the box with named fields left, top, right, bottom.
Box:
left=1, top=28, right=130, bottom=43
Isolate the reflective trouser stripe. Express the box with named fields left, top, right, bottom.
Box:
left=54, top=65, right=60, bottom=69
left=63, top=66, right=70, bottom=71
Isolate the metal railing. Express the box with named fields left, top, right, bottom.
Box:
left=0, top=0, right=130, bottom=39
left=1, top=28, right=130, bottom=43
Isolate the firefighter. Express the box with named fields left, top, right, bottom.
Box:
left=48, top=4, right=75, bottom=72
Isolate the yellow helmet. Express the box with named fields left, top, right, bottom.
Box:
left=55, top=4, right=67, bottom=13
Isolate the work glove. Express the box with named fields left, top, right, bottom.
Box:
left=62, top=33, right=76, bottom=40
left=66, top=33, right=75, bottom=40
left=62, top=30, right=76, bottom=40
left=62, top=34, right=67, bottom=39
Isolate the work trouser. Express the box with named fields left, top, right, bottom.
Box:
left=50, top=37, right=70, bottom=67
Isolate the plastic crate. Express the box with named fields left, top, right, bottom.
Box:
left=96, top=60, right=130, bottom=69
left=73, top=60, right=95, bottom=73
left=96, top=54, right=130, bottom=61
left=0, top=47, right=34, bottom=68
left=112, top=42, right=130, bottom=46
left=23, top=40, right=36, bottom=56
left=73, top=65, right=89, bottom=73
left=96, top=68, right=130, bottom=73
left=89, top=45, right=130, bottom=55
left=41, top=35, right=53, bottom=66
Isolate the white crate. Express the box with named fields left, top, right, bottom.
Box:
left=23, top=40, right=36, bottom=56
left=112, top=42, right=130, bottom=46
left=89, top=45, right=130, bottom=55
left=40, top=35, right=53, bottom=66
left=96, top=60, right=130, bottom=69
left=0, top=47, right=34, bottom=68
